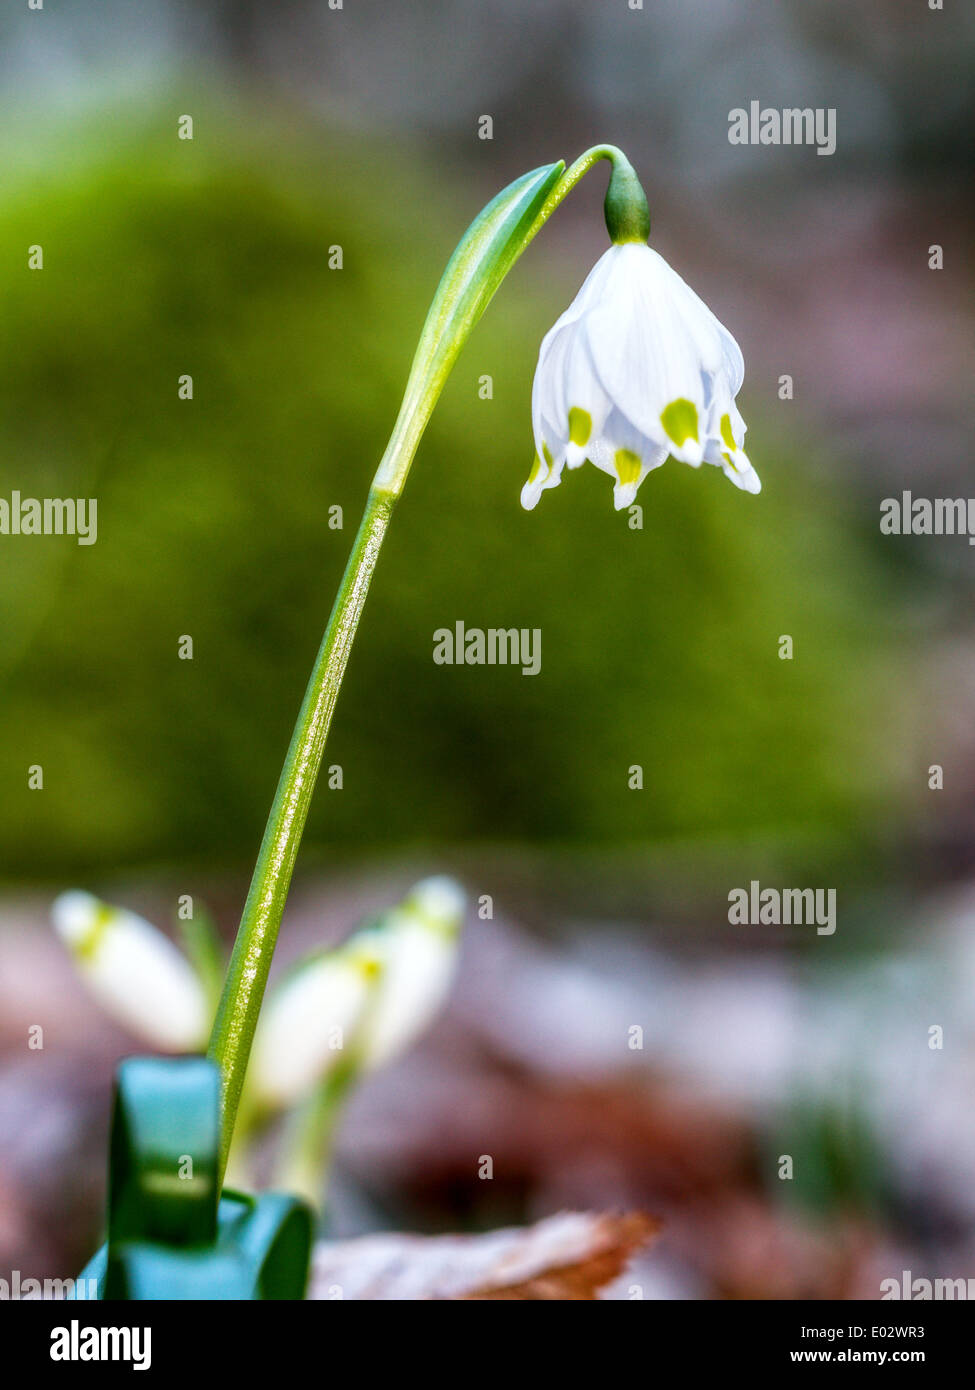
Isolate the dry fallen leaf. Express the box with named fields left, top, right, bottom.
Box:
left=309, top=1210, right=658, bottom=1301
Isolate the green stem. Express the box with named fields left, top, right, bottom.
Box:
left=208, top=488, right=394, bottom=1179
left=207, top=144, right=645, bottom=1183
left=274, top=1060, right=359, bottom=1210
left=536, top=144, right=627, bottom=215
left=535, top=144, right=649, bottom=247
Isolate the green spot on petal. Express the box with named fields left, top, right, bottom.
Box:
left=527, top=453, right=543, bottom=484
left=77, top=903, right=115, bottom=964
left=660, top=398, right=700, bottom=448
left=542, top=441, right=554, bottom=466
left=721, top=450, right=739, bottom=474
left=720, top=412, right=736, bottom=453
left=614, top=449, right=642, bottom=487
left=568, top=407, right=592, bottom=446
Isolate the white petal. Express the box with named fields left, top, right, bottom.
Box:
left=251, top=877, right=464, bottom=1099
left=357, top=921, right=458, bottom=1069
left=404, top=875, right=466, bottom=927
left=530, top=247, right=628, bottom=468
left=532, top=323, right=612, bottom=469
left=589, top=409, right=669, bottom=509
left=702, top=437, right=761, bottom=492
left=520, top=472, right=544, bottom=511
left=249, top=950, right=376, bottom=1105
left=702, top=395, right=761, bottom=493
left=356, top=877, right=464, bottom=1069
left=588, top=252, right=703, bottom=415
left=524, top=240, right=756, bottom=509
left=652, top=249, right=745, bottom=395
left=52, top=891, right=208, bottom=1052
left=519, top=450, right=566, bottom=510
left=722, top=444, right=762, bottom=494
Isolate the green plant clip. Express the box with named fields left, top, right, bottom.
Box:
left=74, top=1056, right=313, bottom=1300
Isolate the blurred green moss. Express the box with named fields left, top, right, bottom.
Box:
left=0, top=104, right=910, bottom=881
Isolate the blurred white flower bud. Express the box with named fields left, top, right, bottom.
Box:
left=356, top=875, right=465, bottom=1069
left=249, top=876, right=465, bottom=1106
left=248, top=944, right=381, bottom=1107
left=51, top=890, right=209, bottom=1052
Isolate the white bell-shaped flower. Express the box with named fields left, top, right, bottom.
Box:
left=52, top=891, right=209, bottom=1052
left=248, top=876, right=465, bottom=1107
left=355, top=875, right=465, bottom=1070
left=522, top=242, right=760, bottom=511
left=248, top=942, right=381, bottom=1107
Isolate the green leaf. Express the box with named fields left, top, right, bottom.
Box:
left=177, top=904, right=227, bottom=1024
left=374, top=159, right=565, bottom=493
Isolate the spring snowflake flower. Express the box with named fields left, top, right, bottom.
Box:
left=248, top=941, right=383, bottom=1106
left=52, top=891, right=209, bottom=1052
left=522, top=243, right=760, bottom=511
left=249, top=876, right=465, bottom=1106
left=354, top=875, right=465, bottom=1070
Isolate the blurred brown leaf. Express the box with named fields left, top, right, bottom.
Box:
left=309, top=1210, right=658, bottom=1301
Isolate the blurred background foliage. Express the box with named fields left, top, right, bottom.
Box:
left=0, top=106, right=910, bottom=884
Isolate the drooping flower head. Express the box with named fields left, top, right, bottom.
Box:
left=522, top=154, right=759, bottom=511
